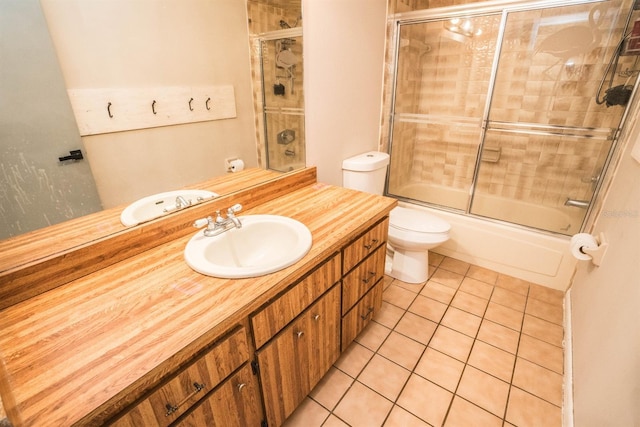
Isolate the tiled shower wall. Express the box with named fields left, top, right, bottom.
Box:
left=384, top=0, right=636, bottom=214
left=246, top=1, right=304, bottom=171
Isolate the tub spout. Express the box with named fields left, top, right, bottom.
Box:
left=564, top=198, right=589, bottom=209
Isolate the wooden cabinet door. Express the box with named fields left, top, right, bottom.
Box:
left=256, top=285, right=340, bottom=427
left=341, top=280, right=383, bottom=350
left=174, top=364, right=263, bottom=427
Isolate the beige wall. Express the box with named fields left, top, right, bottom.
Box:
left=569, top=94, right=640, bottom=424
left=303, top=0, right=388, bottom=186
left=41, top=0, right=257, bottom=208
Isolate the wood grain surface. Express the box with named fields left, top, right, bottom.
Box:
left=0, top=174, right=396, bottom=426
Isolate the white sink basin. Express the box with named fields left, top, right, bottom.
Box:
left=184, top=215, right=312, bottom=278
left=120, top=190, right=218, bottom=227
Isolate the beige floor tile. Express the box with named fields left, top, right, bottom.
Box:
left=484, top=302, right=524, bottom=331
left=430, top=268, right=465, bottom=289
left=377, top=331, right=426, bottom=371
left=467, top=340, right=516, bottom=382
left=383, top=275, right=394, bottom=291
left=373, top=301, right=406, bottom=329
left=397, top=374, right=453, bottom=426
left=334, top=342, right=374, bottom=378
left=495, top=274, right=530, bottom=296
left=505, top=387, right=562, bottom=427
left=466, top=265, right=499, bottom=285
left=358, top=354, right=411, bottom=401
left=393, top=278, right=426, bottom=293
left=439, top=257, right=471, bottom=275
left=457, top=366, right=510, bottom=418
left=394, top=312, right=437, bottom=345
left=309, top=367, right=353, bottom=411
left=522, top=314, right=564, bottom=347
left=528, top=283, right=564, bottom=307
left=384, top=405, right=430, bottom=426
left=512, top=357, right=563, bottom=406
left=420, top=280, right=457, bottom=305
left=440, top=307, right=482, bottom=338
left=283, top=397, right=329, bottom=427
left=429, top=251, right=445, bottom=267
left=490, top=287, right=527, bottom=312
left=450, top=290, right=489, bottom=317
left=476, top=319, right=520, bottom=354
left=333, top=381, right=393, bottom=427
left=408, top=294, right=448, bottom=323
left=322, top=415, right=350, bottom=427
left=459, top=277, right=494, bottom=300
left=525, top=298, right=563, bottom=325
left=429, top=326, right=474, bottom=362
left=383, top=284, right=418, bottom=310
left=414, top=347, right=464, bottom=392
left=444, top=396, right=503, bottom=427
left=355, top=321, right=391, bottom=352
left=517, top=334, right=563, bottom=374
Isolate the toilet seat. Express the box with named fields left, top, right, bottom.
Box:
left=389, top=207, right=451, bottom=234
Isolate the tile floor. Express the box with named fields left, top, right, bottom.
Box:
left=283, top=254, right=565, bottom=427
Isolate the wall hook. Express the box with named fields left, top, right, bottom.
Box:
left=206, top=97, right=211, bottom=110
left=152, top=100, right=157, bottom=115
left=189, top=97, right=194, bottom=111
left=107, top=102, right=113, bottom=118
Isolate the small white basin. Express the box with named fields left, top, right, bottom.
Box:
left=120, top=190, right=218, bottom=227
left=184, top=215, right=312, bottom=278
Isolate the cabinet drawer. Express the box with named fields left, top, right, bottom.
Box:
left=251, top=254, right=340, bottom=348
left=174, top=364, right=263, bottom=427
left=342, top=217, right=388, bottom=273
left=342, top=244, right=385, bottom=315
left=341, top=280, right=383, bottom=350
left=112, top=327, right=249, bottom=426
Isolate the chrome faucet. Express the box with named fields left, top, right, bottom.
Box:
left=193, top=203, right=243, bottom=237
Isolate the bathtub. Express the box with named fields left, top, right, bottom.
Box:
left=391, top=183, right=579, bottom=291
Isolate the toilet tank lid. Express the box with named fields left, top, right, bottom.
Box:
left=342, top=151, right=390, bottom=171
left=390, top=207, right=451, bottom=233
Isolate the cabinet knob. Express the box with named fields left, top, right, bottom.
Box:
left=313, top=314, right=321, bottom=321
left=237, top=383, right=246, bottom=391
left=363, top=239, right=379, bottom=250
left=362, top=271, right=376, bottom=284
left=296, top=330, right=305, bottom=338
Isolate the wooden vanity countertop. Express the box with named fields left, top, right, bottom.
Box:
left=0, top=182, right=396, bottom=426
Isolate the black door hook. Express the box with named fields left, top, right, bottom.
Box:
left=58, top=149, right=84, bottom=162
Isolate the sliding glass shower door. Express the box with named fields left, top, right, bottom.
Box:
left=388, top=0, right=637, bottom=235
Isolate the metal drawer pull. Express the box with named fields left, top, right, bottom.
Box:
left=361, top=271, right=376, bottom=284
left=237, top=383, right=246, bottom=391
left=360, top=306, right=374, bottom=320
left=313, top=314, right=321, bottom=321
left=363, top=239, right=379, bottom=250
left=164, top=381, right=206, bottom=416
left=296, top=330, right=304, bottom=338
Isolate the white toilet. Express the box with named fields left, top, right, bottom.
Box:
left=342, top=151, right=451, bottom=284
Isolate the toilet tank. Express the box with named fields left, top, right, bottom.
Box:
left=342, top=151, right=390, bottom=195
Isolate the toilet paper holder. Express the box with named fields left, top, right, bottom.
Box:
left=580, top=232, right=609, bottom=267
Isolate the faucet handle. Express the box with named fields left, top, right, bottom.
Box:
left=227, top=204, right=242, bottom=215
left=193, top=217, right=212, bottom=229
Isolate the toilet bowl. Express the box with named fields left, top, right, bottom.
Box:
left=342, top=151, right=451, bottom=284
left=387, top=206, right=450, bottom=283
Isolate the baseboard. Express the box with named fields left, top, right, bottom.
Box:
left=563, top=289, right=574, bottom=427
